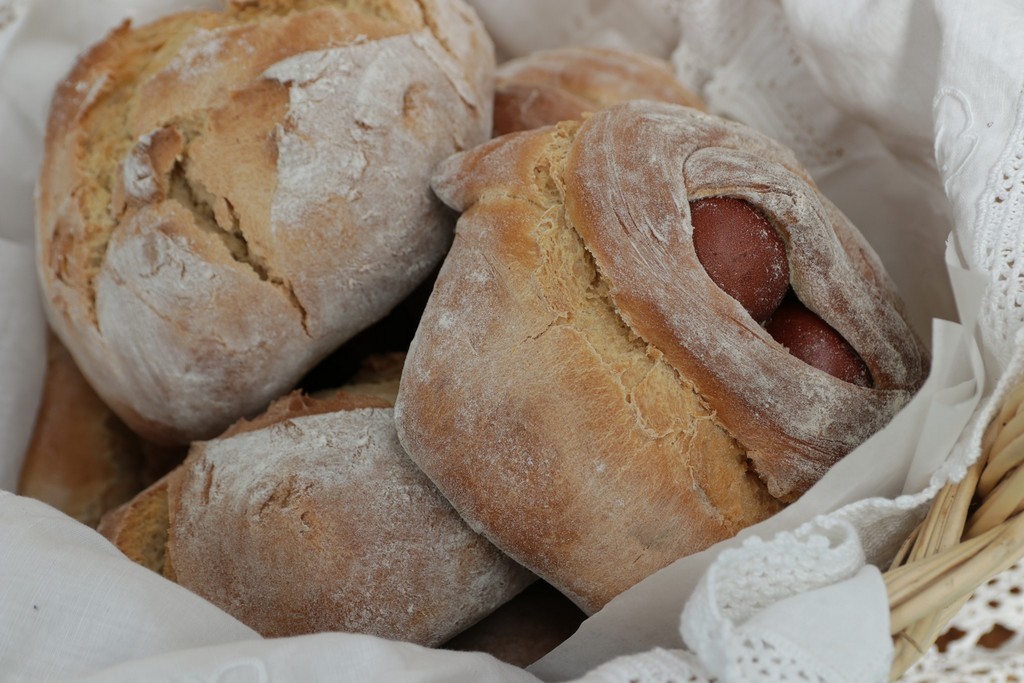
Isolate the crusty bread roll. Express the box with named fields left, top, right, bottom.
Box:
left=102, top=369, right=533, bottom=645
left=493, top=45, right=703, bottom=136
left=394, top=101, right=930, bottom=613
left=18, top=332, right=182, bottom=527
left=36, top=0, right=494, bottom=445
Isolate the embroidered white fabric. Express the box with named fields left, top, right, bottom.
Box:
left=3, top=0, right=1024, bottom=682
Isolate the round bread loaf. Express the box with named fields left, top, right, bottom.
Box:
left=162, top=388, right=534, bottom=644
left=394, top=101, right=930, bottom=613
left=36, top=0, right=494, bottom=444
left=493, top=45, right=703, bottom=137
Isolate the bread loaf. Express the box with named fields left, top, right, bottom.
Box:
left=36, top=0, right=494, bottom=445
left=18, top=332, right=181, bottom=527
left=102, top=365, right=533, bottom=645
left=493, top=45, right=703, bottom=136
left=394, top=101, right=930, bottom=613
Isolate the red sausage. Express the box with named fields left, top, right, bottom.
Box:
left=690, top=197, right=789, bottom=323
left=765, top=295, right=872, bottom=387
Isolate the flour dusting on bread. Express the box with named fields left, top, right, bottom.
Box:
left=169, top=402, right=532, bottom=644
left=398, top=101, right=928, bottom=613
left=36, top=0, right=495, bottom=443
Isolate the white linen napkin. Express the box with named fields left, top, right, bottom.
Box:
left=0, top=493, right=258, bottom=681
left=0, top=241, right=44, bottom=492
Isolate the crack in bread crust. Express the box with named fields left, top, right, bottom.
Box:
left=45, top=0, right=479, bottom=321
left=165, top=147, right=312, bottom=336
left=524, top=125, right=782, bottom=527
left=63, top=3, right=443, bottom=324
left=77, top=18, right=220, bottom=314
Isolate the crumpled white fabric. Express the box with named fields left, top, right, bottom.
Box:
left=2, top=0, right=1024, bottom=681
left=0, top=493, right=258, bottom=681
left=682, top=519, right=891, bottom=683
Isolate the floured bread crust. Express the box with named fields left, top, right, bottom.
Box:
left=395, top=101, right=929, bottom=613
left=36, top=0, right=494, bottom=444
left=164, top=389, right=533, bottom=644
left=493, top=45, right=704, bottom=136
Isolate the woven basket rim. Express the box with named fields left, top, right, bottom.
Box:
left=885, top=381, right=1024, bottom=679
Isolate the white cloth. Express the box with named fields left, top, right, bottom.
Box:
left=682, top=521, right=892, bottom=683
left=2, top=0, right=1024, bottom=681
left=0, top=242, right=44, bottom=492
left=70, top=636, right=543, bottom=683
left=0, top=493, right=258, bottom=681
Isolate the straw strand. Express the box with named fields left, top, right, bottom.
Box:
left=886, top=377, right=1024, bottom=680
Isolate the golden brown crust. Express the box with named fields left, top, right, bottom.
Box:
left=97, top=389, right=388, bottom=571
left=100, top=378, right=531, bottom=644
left=493, top=45, right=703, bottom=136
left=98, top=388, right=391, bottom=567
left=36, top=0, right=494, bottom=445
left=101, top=382, right=534, bottom=643
left=97, top=471, right=177, bottom=576
left=17, top=332, right=183, bottom=527
left=396, top=102, right=929, bottom=613
left=166, top=390, right=533, bottom=643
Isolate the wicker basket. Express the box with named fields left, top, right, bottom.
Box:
left=885, top=381, right=1024, bottom=680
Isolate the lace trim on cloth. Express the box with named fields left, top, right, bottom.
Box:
left=680, top=519, right=894, bottom=683
left=974, top=85, right=1024, bottom=368
left=732, top=638, right=829, bottom=683
left=695, top=520, right=865, bottom=626
left=566, top=542, right=1024, bottom=683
